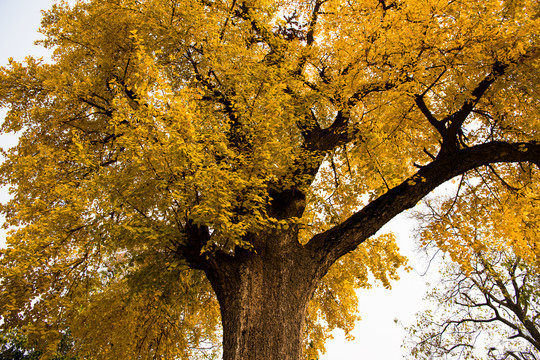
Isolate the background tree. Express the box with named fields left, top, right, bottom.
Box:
left=407, top=167, right=540, bottom=359
left=408, top=253, right=540, bottom=360
left=0, top=0, right=539, bottom=359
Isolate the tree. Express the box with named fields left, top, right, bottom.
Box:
left=0, top=0, right=539, bottom=359
left=408, top=252, right=540, bottom=360
left=407, top=168, right=540, bottom=359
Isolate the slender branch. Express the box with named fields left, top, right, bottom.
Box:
left=219, top=0, right=238, bottom=40
left=488, top=164, right=522, bottom=192
left=234, top=2, right=285, bottom=64
left=415, top=94, right=445, bottom=135
left=79, top=97, right=113, bottom=118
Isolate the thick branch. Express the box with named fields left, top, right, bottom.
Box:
left=445, top=62, right=507, bottom=139
left=306, top=0, right=325, bottom=46
left=347, top=80, right=396, bottom=108
left=298, top=77, right=396, bottom=150
left=185, top=50, right=248, bottom=150
left=377, top=0, right=398, bottom=11
left=415, top=61, right=508, bottom=154
left=266, top=106, right=357, bottom=218
left=302, top=109, right=355, bottom=152
left=305, top=141, right=540, bottom=271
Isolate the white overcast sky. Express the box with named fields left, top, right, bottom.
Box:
left=0, top=1, right=440, bottom=359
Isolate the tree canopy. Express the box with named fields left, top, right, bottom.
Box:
left=0, top=0, right=539, bottom=359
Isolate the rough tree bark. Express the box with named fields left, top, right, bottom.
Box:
left=204, top=232, right=317, bottom=360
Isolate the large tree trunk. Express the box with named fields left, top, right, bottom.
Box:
left=202, top=231, right=319, bottom=360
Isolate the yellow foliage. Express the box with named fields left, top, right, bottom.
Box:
left=419, top=164, right=540, bottom=274
left=0, top=0, right=539, bottom=358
